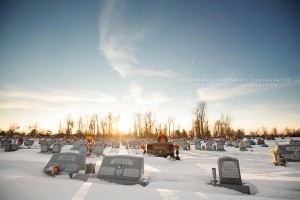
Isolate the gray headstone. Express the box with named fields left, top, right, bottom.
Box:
left=205, top=140, right=214, bottom=150
left=1, top=140, right=12, bottom=149
left=97, top=155, right=150, bottom=186
left=244, top=140, right=252, bottom=148
left=93, top=142, right=104, bottom=156
left=195, top=141, right=202, bottom=150
left=233, top=140, right=241, bottom=148
left=216, top=141, right=225, bottom=151
left=277, top=144, right=300, bottom=161
left=52, top=144, right=62, bottom=153
left=41, top=143, right=49, bottom=153
left=43, top=152, right=86, bottom=175
left=72, top=141, right=79, bottom=150
left=79, top=144, right=88, bottom=154
left=218, top=156, right=242, bottom=185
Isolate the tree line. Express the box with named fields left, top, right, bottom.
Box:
left=1, top=101, right=300, bottom=138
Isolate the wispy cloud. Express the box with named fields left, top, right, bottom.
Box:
left=123, top=82, right=172, bottom=104
left=99, top=0, right=176, bottom=78
left=0, top=86, right=117, bottom=110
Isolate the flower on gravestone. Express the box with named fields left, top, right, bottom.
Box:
left=174, top=143, right=180, bottom=150
left=158, top=133, right=167, bottom=142
left=51, top=165, right=60, bottom=175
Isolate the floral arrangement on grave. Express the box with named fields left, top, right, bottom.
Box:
left=86, top=135, right=94, bottom=152
left=174, top=143, right=180, bottom=151
left=157, top=133, right=168, bottom=142
left=51, top=165, right=60, bottom=176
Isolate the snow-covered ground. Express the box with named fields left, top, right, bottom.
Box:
left=0, top=138, right=299, bottom=200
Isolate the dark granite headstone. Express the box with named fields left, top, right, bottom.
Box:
left=24, top=139, right=34, bottom=146
left=97, top=155, right=150, bottom=186
left=277, top=144, right=300, bottom=162
left=43, top=152, right=86, bottom=175
left=218, top=156, right=242, bottom=185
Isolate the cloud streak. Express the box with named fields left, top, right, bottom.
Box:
left=99, top=0, right=176, bottom=78
left=123, top=82, right=172, bottom=104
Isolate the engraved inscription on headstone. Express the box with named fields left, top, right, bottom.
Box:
left=218, top=156, right=242, bottom=185
left=277, top=144, right=300, bottom=161
left=52, top=144, right=62, bottom=153
left=97, top=155, right=144, bottom=181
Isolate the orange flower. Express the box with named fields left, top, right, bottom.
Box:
left=51, top=165, right=60, bottom=175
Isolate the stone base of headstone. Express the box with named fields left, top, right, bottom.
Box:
left=99, top=177, right=151, bottom=187
left=239, top=147, right=248, bottom=151
left=211, top=183, right=250, bottom=195
left=85, top=163, right=96, bottom=174
left=261, top=144, right=269, bottom=147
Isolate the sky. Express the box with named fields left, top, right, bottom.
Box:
left=0, top=0, right=300, bottom=134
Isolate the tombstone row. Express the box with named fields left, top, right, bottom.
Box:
left=43, top=153, right=150, bottom=186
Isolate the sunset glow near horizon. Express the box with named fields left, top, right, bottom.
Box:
left=1, top=0, right=300, bottom=134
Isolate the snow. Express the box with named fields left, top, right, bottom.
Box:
left=1, top=138, right=300, bottom=200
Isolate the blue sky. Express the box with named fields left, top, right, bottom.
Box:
left=1, top=0, right=300, bottom=133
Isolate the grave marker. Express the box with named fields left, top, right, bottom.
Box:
left=277, top=144, right=300, bottom=162
left=52, top=144, right=62, bottom=153
left=218, top=156, right=242, bottom=185
left=43, top=152, right=86, bottom=176
left=211, top=156, right=250, bottom=194
left=93, top=142, right=104, bottom=156
left=79, top=144, right=88, bottom=154
left=97, top=155, right=150, bottom=186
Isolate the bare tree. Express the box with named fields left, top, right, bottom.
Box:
left=8, top=123, right=19, bottom=134
left=100, top=118, right=107, bottom=138
left=107, top=112, right=113, bottom=137
left=65, top=115, right=74, bottom=136
left=167, top=117, right=174, bottom=138
left=193, top=101, right=207, bottom=139
left=134, top=112, right=142, bottom=138
left=144, top=111, right=156, bottom=138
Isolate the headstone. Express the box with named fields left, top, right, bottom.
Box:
left=233, top=140, right=241, bottom=148
left=290, top=140, right=300, bottom=145
left=41, top=143, right=49, bottom=153
left=277, top=144, right=300, bottom=162
left=79, top=144, right=88, bottom=154
left=216, top=141, right=225, bottom=151
left=72, top=141, right=79, bottom=150
left=93, top=142, right=104, bottom=156
left=211, top=156, right=250, bottom=194
left=146, top=142, right=174, bottom=157
left=205, top=140, right=214, bottom=150
left=52, top=144, right=62, bottom=153
left=1, top=139, right=12, bottom=149
left=5, top=144, right=19, bottom=152
left=244, top=140, right=252, bottom=148
left=43, top=152, right=86, bottom=175
left=24, top=139, right=34, bottom=146
left=195, top=141, right=202, bottom=150
left=112, top=141, right=120, bottom=148
left=218, top=156, right=242, bottom=185
left=239, top=141, right=248, bottom=151
left=257, top=138, right=265, bottom=145
left=97, top=155, right=150, bottom=186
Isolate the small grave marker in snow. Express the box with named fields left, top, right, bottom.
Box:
left=97, top=155, right=150, bottom=186
left=43, top=152, right=86, bottom=175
